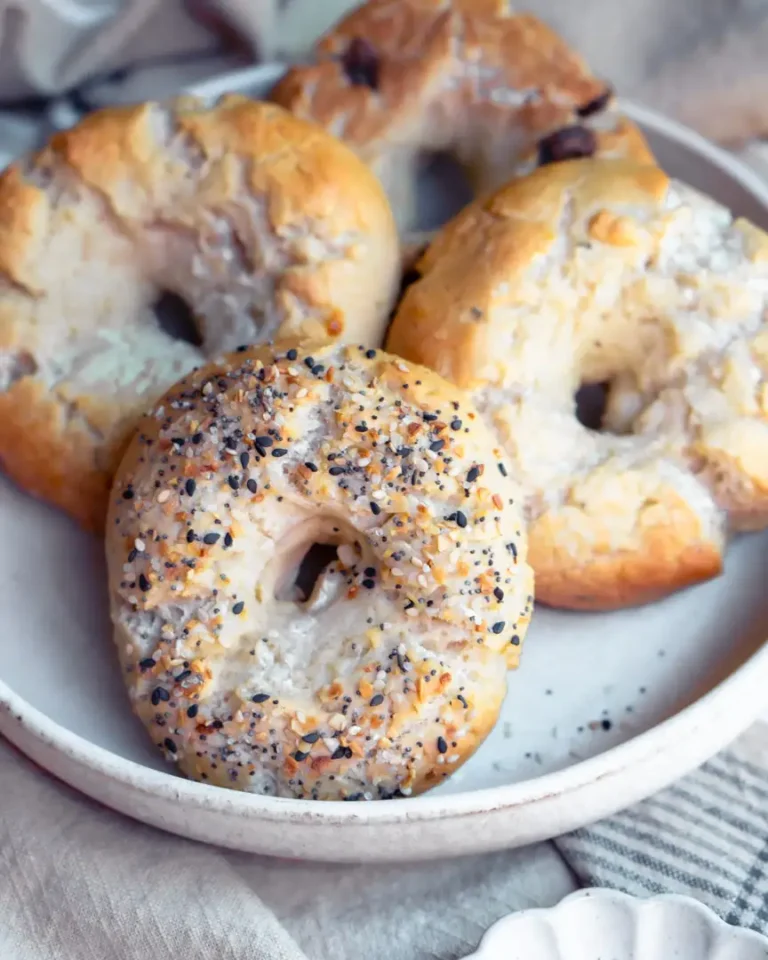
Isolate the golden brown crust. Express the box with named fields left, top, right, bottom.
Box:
left=106, top=342, right=534, bottom=799
left=387, top=158, right=768, bottom=609
left=0, top=96, right=399, bottom=531
left=272, top=0, right=654, bottom=235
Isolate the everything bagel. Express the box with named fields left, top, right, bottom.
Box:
left=272, top=0, right=654, bottom=238
left=0, top=96, right=399, bottom=530
left=106, top=342, right=534, bottom=800
left=388, top=159, right=768, bottom=610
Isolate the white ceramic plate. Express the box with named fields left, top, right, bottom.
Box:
left=2, top=72, right=768, bottom=862
left=469, top=890, right=768, bottom=960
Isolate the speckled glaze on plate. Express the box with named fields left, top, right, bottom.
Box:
left=1, top=70, right=768, bottom=861
left=467, top=889, right=768, bottom=960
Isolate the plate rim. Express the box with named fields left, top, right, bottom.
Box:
left=468, top=888, right=768, bottom=958
left=3, top=94, right=768, bottom=831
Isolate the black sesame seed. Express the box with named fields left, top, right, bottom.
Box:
left=466, top=466, right=480, bottom=483
left=355, top=423, right=368, bottom=433
left=370, top=501, right=381, bottom=515
left=365, top=348, right=376, bottom=359
left=364, top=567, right=376, bottom=577
left=192, top=432, right=203, bottom=444
left=329, top=465, right=345, bottom=476
left=293, top=750, right=310, bottom=762
left=491, top=621, right=505, bottom=635
left=246, top=479, right=258, bottom=494
left=227, top=475, right=240, bottom=491
left=272, top=448, right=288, bottom=458
left=331, top=745, right=347, bottom=760
left=602, top=719, right=613, bottom=731
left=494, top=587, right=504, bottom=602
left=256, top=435, right=273, bottom=447
left=302, top=731, right=320, bottom=744
left=498, top=462, right=508, bottom=477
left=224, top=532, right=233, bottom=548
left=457, top=694, right=468, bottom=709
left=455, top=510, right=468, bottom=528
left=370, top=694, right=384, bottom=707
left=422, top=412, right=438, bottom=422
left=139, top=658, right=156, bottom=671
left=122, top=488, right=134, bottom=500
left=510, top=635, right=520, bottom=646
left=252, top=693, right=270, bottom=703
left=186, top=529, right=196, bottom=543
left=311, top=364, right=325, bottom=376
left=344, top=747, right=353, bottom=759
left=151, top=687, right=170, bottom=706
left=127, top=548, right=138, bottom=563
left=362, top=578, right=375, bottom=590
left=239, top=452, right=250, bottom=469
left=138, top=573, right=151, bottom=592
left=203, top=533, right=220, bottom=545
left=304, top=356, right=315, bottom=369
left=225, top=436, right=238, bottom=450
left=186, top=704, right=198, bottom=719
left=450, top=419, right=462, bottom=430
left=175, top=670, right=191, bottom=683
left=429, top=439, right=445, bottom=452
left=164, top=738, right=177, bottom=753
left=185, top=478, right=196, bottom=496
left=304, top=461, right=318, bottom=472
left=232, top=601, right=245, bottom=615
left=236, top=344, right=248, bottom=353
left=437, top=736, right=448, bottom=754
left=286, top=348, right=298, bottom=361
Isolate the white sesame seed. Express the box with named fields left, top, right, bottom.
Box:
left=406, top=607, right=418, bottom=618
left=134, top=538, right=146, bottom=552
left=448, top=754, right=460, bottom=763
left=329, top=713, right=347, bottom=731
left=372, top=489, right=386, bottom=500
left=400, top=786, right=412, bottom=796
left=296, top=387, right=308, bottom=398
left=417, top=574, right=428, bottom=588
left=391, top=567, right=405, bottom=577
left=348, top=725, right=362, bottom=736
left=396, top=362, right=409, bottom=372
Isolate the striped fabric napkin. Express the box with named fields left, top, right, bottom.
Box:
left=556, top=719, right=768, bottom=930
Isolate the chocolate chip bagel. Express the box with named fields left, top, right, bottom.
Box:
left=272, top=0, right=654, bottom=238
left=106, top=342, right=534, bottom=800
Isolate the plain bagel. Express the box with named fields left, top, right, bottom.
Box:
left=272, top=0, right=654, bottom=238
left=106, top=342, right=534, bottom=800
left=0, top=95, right=399, bottom=530
left=387, top=159, right=768, bottom=610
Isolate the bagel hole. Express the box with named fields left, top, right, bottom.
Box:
left=280, top=542, right=340, bottom=606
left=575, top=381, right=609, bottom=431
left=416, top=152, right=474, bottom=230
left=154, top=291, right=203, bottom=348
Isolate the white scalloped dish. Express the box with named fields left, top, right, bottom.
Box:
left=2, top=68, right=768, bottom=861
left=470, top=891, right=768, bottom=960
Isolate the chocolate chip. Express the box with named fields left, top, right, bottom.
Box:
left=577, top=86, right=612, bottom=118
left=538, top=125, right=597, bottom=166
left=341, top=36, right=379, bottom=89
